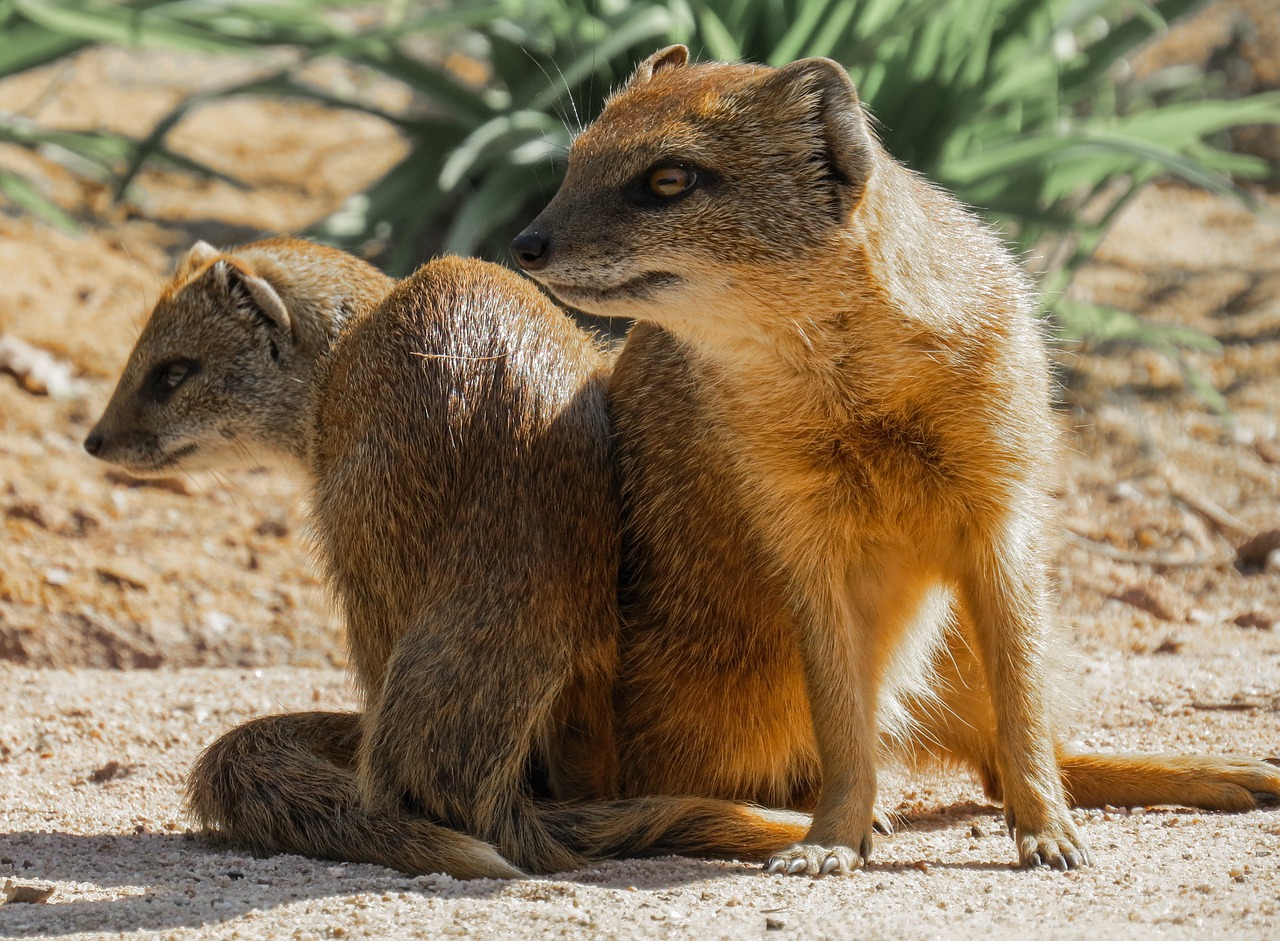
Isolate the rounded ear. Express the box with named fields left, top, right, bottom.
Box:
left=173, top=240, right=222, bottom=282
left=628, top=44, right=689, bottom=87
left=760, top=58, right=875, bottom=215
left=209, top=260, right=292, bottom=336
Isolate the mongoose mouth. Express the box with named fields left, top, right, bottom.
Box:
left=106, top=441, right=200, bottom=477
left=542, top=270, right=681, bottom=308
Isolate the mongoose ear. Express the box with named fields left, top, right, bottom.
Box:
left=761, top=57, right=875, bottom=218
left=209, top=259, right=292, bottom=336
left=628, top=45, right=689, bottom=87
left=173, top=240, right=222, bottom=282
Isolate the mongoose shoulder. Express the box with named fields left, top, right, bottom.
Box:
left=514, top=45, right=1280, bottom=875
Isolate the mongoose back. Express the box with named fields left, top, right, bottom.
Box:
left=87, top=238, right=809, bottom=877
left=513, top=45, right=1280, bottom=874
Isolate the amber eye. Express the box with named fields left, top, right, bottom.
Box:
left=646, top=166, right=697, bottom=199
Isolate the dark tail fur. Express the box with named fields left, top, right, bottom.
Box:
left=187, top=712, right=523, bottom=880
left=187, top=712, right=807, bottom=879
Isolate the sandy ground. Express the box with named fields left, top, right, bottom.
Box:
left=2, top=5, right=1280, bottom=939
left=0, top=662, right=1277, bottom=941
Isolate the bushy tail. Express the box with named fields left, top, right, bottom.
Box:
left=187, top=712, right=523, bottom=880
left=544, top=797, right=808, bottom=862
left=1058, top=748, right=1280, bottom=811
left=188, top=712, right=807, bottom=879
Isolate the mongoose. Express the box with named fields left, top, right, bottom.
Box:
left=512, top=45, right=1280, bottom=874
left=87, top=237, right=808, bottom=877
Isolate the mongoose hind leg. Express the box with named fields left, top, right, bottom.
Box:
left=188, top=712, right=522, bottom=880
left=919, top=632, right=1280, bottom=817
left=356, top=604, right=586, bottom=875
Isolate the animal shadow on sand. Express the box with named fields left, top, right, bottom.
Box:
left=0, top=829, right=761, bottom=936
left=0, top=797, right=1047, bottom=935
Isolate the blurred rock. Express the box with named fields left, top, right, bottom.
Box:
left=0, top=335, right=78, bottom=398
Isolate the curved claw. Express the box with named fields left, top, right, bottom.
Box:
left=1017, top=826, right=1092, bottom=872
left=872, top=808, right=894, bottom=835
left=765, top=841, right=865, bottom=878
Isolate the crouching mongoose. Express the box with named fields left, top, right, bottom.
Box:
left=86, top=237, right=807, bottom=877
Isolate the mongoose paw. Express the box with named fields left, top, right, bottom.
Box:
left=1007, top=810, right=1092, bottom=871
left=1257, top=756, right=1280, bottom=804
left=764, top=835, right=871, bottom=877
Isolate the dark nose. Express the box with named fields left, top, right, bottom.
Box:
left=84, top=429, right=104, bottom=457
left=510, top=229, right=549, bottom=271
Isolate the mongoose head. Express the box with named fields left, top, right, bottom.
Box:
left=85, top=238, right=387, bottom=476
left=512, top=45, right=879, bottom=337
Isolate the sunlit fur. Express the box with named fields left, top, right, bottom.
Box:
left=90, top=240, right=808, bottom=878
left=517, top=45, right=1280, bottom=873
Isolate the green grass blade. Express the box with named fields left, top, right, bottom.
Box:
left=349, top=44, right=494, bottom=124
left=1060, top=0, right=1203, bottom=93
left=766, top=0, right=837, bottom=66
left=439, top=111, right=563, bottom=191
left=0, top=21, right=89, bottom=75
left=694, top=5, right=741, bottom=61
left=13, top=0, right=259, bottom=53
left=0, top=168, right=77, bottom=230
left=526, top=4, right=681, bottom=112
left=442, top=161, right=537, bottom=256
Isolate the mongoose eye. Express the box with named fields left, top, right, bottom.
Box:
left=162, top=360, right=191, bottom=388
left=147, top=358, right=198, bottom=401
left=646, top=165, right=697, bottom=199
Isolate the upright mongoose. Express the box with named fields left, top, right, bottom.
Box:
left=87, top=237, right=809, bottom=877
left=513, top=45, right=1280, bottom=874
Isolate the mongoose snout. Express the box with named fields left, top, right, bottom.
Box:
left=510, top=230, right=550, bottom=271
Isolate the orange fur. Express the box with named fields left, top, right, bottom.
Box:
left=515, top=45, right=1280, bottom=873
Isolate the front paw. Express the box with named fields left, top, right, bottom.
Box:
left=1007, top=809, right=1092, bottom=871
left=764, top=833, right=871, bottom=877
